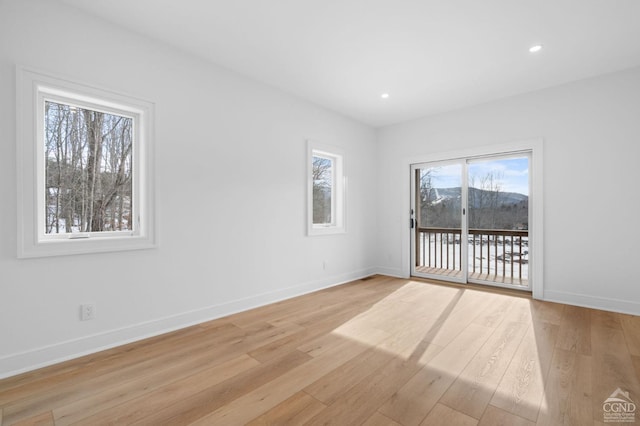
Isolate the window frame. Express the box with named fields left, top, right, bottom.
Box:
left=17, top=67, right=156, bottom=258
left=307, top=141, right=345, bottom=236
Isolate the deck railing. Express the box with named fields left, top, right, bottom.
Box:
left=416, top=227, right=528, bottom=282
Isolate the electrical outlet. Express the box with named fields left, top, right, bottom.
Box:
left=322, top=261, right=327, bottom=270
left=80, top=304, right=96, bottom=321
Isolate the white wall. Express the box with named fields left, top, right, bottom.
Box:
left=0, top=0, right=378, bottom=378
left=376, top=66, right=640, bottom=315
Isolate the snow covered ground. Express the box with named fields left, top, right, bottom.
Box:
left=417, top=235, right=529, bottom=279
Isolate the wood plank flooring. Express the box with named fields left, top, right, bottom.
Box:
left=1, top=275, right=639, bottom=425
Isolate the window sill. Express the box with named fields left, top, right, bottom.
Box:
left=308, top=226, right=346, bottom=236
left=18, top=235, right=156, bottom=258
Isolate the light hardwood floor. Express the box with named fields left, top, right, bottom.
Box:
left=1, top=275, right=639, bottom=425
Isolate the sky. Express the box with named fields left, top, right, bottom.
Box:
left=426, top=157, right=529, bottom=196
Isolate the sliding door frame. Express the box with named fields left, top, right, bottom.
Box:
left=410, top=159, right=468, bottom=284
left=400, top=139, right=544, bottom=299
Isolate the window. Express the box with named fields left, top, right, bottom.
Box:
left=307, top=141, right=345, bottom=235
left=17, top=67, right=155, bottom=257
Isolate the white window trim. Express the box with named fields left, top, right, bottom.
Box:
left=16, top=66, right=156, bottom=258
left=307, top=140, right=346, bottom=236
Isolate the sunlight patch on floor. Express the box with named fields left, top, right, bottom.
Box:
left=331, top=282, right=463, bottom=359
left=330, top=280, right=553, bottom=422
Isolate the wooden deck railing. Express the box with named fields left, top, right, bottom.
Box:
left=416, top=227, right=528, bottom=282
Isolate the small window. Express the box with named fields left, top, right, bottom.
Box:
left=307, top=141, right=345, bottom=235
left=17, top=67, right=155, bottom=257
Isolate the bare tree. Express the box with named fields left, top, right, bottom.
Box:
left=469, top=171, right=507, bottom=229
left=312, top=156, right=332, bottom=224
left=44, top=101, right=133, bottom=234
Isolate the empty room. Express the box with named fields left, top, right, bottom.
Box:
left=2, top=0, right=640, bottom=425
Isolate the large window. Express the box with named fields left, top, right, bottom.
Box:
left=307, top=142, right=345, bottom=235
left=17, top=67, right=155, bottom=257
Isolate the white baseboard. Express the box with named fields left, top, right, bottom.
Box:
left=0, top=268, right=378, bottom=379
left=10, top=270, right=632, bottom=380
left=544, top=289, right=640, bottom=316
left=374, top=266, right=407, bottom=278
left=375, top=268, right=640, bottom=317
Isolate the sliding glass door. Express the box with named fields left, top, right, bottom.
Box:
left=411, top=160, right=468, bottom=284
left=467, top=156, right=529, bottom=288
left=411, top=153, right=530, bottom=290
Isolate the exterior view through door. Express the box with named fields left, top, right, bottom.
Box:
left=411, top=153, right=530, bottom=290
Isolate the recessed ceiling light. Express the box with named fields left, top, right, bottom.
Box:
left=381, top=93, right=389, bottom=99
left=529, top=44, right=543, bottom=53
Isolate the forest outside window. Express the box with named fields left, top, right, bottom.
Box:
left=17, top=68, right=155, bottom=257
left=44, top=101, right=133, bottom=237
left=307, top=142, right=345, bottom=236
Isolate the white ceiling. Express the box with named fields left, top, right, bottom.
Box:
left=61, top=0, right=640, bottom=127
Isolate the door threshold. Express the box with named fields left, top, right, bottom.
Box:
left=409, top=275, right=532, bottom=299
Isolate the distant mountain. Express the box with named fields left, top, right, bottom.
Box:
left=421, top=186, right=528, bottom=229
left=427, top=187, right=527, bottom=208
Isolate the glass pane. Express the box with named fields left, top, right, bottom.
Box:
left=467, top=156, right=529, bottom=285
left=312, top=155, right=333, bottom=224
left=419, top=164, right=462, bottom=228
left=468, top=157, right=529, bottom=230
left=44, top=101, right=133, bottom=234
left=415, top=163, right=463, bottom=278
